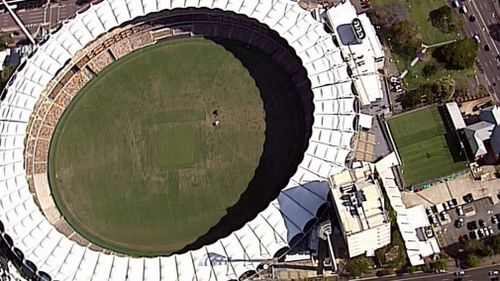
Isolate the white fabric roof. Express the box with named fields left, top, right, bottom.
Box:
left=445, top=102, right=466, bottom=130
left=0, top=1, right=359, bottom=280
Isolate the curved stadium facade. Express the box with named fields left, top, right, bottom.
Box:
left=0, top=0, right=359, bottom=280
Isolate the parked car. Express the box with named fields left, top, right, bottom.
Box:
left=455, top=271, right=465, bottom=276
left=473, top=34, right=480, bottom=44
left=469, top=230, right=478, bottom=240
left=463, top=193, right=474, bottom=203
left=389, top=76, right=400, bottom=84
left=479, top=219, right=486, bottom=227
left=460, top=5, right=468, bottom=13
left=483, top=227, right=490, bottom=236
left=443, top=202, right=450, bottom=211
left=469, top=14, right=476, bottom=22
left=489, top=270, right=499, bottom=276
left=456, top=206, right=464, bottom=216
left=455, top=218, right=464, bottom=228
left=441, top=211, right=449, bottom=221
left=478, top=228, right=485, bottom=238
left=447, top=200, right=455, bottom=209
left=488, top=226, right=494, bottom=236
left=492, top=214, right=499, bottom=224
left=429, top=215, right=437, bottom=225
left=467, top=221, right=478, bottom=230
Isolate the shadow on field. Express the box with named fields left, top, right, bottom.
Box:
left=177, top=38, right=313, bottom=253
left=437, top=105, right=467, bottom=163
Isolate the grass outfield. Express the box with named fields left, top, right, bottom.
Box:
left=48, top=38, right=265, bottom=255
left=388, top=106, right=467, bottom=186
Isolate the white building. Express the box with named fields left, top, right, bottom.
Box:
left=326, top=1, right=385, bottom=106
left=329, top=162, right=391, bottom=257
left=375, top=153, right=441, bottom=265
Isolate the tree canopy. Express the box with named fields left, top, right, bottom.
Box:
left=463, top=239, right=493, bottom=257
left=0, top=66, right=14, bottom=92
left=370, top=0, right=408, bottom=27
left=429, top=6, right=463, bottom=33
left=423, top=61, right=439, bottom=77
left=489, top=235, right=500, bottom=254
left=344, top=256, right=371, bottom=277
left=401, top=77, right=455, bottom=108
left=465, top=254, right=481, bottom=268
left=389, top=20, right=423, bottom=58
left=431, top=259, right=448, bottom=271
left=433, top=39, right=477, bottom=70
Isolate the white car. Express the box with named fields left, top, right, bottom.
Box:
left=473, top=34, right=480, bottom=44
left=489, top=270, right=499, bottom=276
left=389, top=76, right=400, bottom=84
left=492, top=215, right=499, bottom=224
left=478, top=228, right=486, bottom=238
left=442, top=202, right=450, bottom=211
left=456, top=206, right=464, bottom=216
left=441, top=211, right=449, bottom=221
left=488, top=226, right=494, bottom=236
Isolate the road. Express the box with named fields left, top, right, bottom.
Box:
left=459, top=0, right=500, bottom=102
left=0, top=1, right=83, bottom=33
left=362, top=264, right=500, bottom=281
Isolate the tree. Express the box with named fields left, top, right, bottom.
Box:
left=464, top=254, right=481, bottom=268
left=463, top=239, right=493, bottom=257
left=370, top=0, right=408, bottom=27
left=429, top=6, right=463, bottom=33
left=344, top=256, right=371, bottom=277
left=433, top=39, right=478, bottom=70
left=0, top=66, right=14, bottom=92
left=0, top=33, right=7, bottom=51
left=490, top=235, right=500, bottom=254
left=478, top=84, right=488, bottom=97
left=435, top=77, right=455, bottom=101
left=423, top=61, right=439, bottom=77
left=431, top=260, right=448, bottom=271
left=389, top=21, right=423, bottom=58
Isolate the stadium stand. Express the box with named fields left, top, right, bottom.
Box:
left=0, top=0, right=359, bottom=280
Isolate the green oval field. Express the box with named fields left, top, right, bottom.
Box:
left=48, top=38, right=265, bottom=255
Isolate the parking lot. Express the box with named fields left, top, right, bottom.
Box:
left=427, top=197, right=500, bottom=247
left=402, top=172, right=500, bottom=208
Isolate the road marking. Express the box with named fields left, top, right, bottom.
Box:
left=469, top=0, right=500, bottom=54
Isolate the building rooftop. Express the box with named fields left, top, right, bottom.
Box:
left=480, top=105, right=500, bottom=126
left=330, top=163, right=388, bottom=235
left=326, top=1, right=385, bottom=106
left=445, top=102, right=466, bottom=130
left=375, top=153, right=441, bottom=266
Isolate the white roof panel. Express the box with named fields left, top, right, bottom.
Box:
left=0, top=1, right=361, bottom=280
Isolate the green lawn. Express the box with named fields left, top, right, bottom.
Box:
left=49, top=38, right=266, bottom=255
left=373, top=0, right=461, bottom=44
left=373, top=0, right=472, bottom=88
left=388, top=106, right=467, bottom=186
left=153, top=125, right=198, bottom=170
left=392, top=52, right=475, bottom=89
